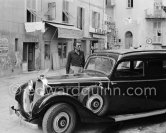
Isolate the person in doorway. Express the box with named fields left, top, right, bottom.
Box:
left=66, top=41, right=85, bottom=74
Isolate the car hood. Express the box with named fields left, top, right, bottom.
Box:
left=46, top=72, right=109, bottom=84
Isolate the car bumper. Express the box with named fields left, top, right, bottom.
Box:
left=9, top=105, right=38, bottom=129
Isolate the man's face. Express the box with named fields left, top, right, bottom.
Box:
left=75, top=43, right=81, bottom=51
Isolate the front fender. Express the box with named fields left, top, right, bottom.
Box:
left=32, top=93, right=114, bottom=123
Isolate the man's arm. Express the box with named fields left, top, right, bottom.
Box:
left=82, top=52, right=85, bottom=68
left=66, top=52, right=71, bottom=74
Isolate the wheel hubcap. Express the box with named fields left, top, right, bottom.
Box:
left=53, top=112, right=70, bottom=133
left=86, top=94, right=103, bottom=114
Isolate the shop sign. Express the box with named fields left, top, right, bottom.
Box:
left=104, top=15, right=114, bottom=33
left=93, top=34, right=106, bottom=39
left=94, top=28, right=107, bottom=35
left=0, top=38, right=9, bottom=56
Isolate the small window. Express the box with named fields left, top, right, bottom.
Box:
left=27, top=10, right=36, bottom=22
left=58, top=42, right=67, bottom=59
left=127, top=0, right=133, bottom=8
left=115, top=60, right=144, bottom=78
left=15, top=38, right=18, bottom=52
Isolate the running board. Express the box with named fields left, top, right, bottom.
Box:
left=110, top=109, right=166, bottom=122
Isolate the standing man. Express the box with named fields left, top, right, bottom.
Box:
left=66, top=41, right=85, bottom=74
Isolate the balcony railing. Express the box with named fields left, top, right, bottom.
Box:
left=145, top=8, right=166, bottom=19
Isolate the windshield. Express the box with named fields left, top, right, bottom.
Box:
left=85, top=56, right=115, bottom=74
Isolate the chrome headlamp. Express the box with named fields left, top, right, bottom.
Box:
left=37, top=75, right=48, bottom=96
left=28, top=80, right=33, bottom=90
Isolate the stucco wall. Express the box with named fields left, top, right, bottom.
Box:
left=113, top=0, right=161, bottom=48
left=0, top=33, right=22, bottom=76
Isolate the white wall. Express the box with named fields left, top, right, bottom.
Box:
left=0, top=0, right=26, bottom=33
left=113, top=0, right=163, bottom=48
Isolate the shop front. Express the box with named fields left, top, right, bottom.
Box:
left=89, top=31, right=107, bottom=54
left=43, top=21, right=83, bottom=70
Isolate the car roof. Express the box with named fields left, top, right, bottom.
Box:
left=94, top=48, right=166, bottom=55
left=92, top=48, right=166, bottom=61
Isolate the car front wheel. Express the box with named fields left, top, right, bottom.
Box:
left=42, top=103, right=76, bottom=133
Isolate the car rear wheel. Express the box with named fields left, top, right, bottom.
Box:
left=42, top=103, right=76, bottom=133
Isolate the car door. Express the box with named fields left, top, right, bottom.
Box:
left=144, top=58, right=166, bottom=110
left=108, top=59, right=148, bottom=115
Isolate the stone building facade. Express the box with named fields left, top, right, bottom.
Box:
left=0, top=0, right=108, bottom=76
left=108, top=0, right=166, bottom=49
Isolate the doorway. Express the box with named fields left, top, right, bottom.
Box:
left=23, top=43, right=35, bottom=71
left=90, top=40, right=98, bottom=54
left=58, top=42, right=67, bottom=67
left=125, top=31, right=133, bottom=49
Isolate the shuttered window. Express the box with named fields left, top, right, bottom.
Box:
left=92, top=11, right=100, bottom=29
left=127, top=0, right=133, bottom=8
left=77, top=7, right=84, bottom=30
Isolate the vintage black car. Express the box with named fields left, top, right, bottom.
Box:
left=11, top=49, right=166, bottom=133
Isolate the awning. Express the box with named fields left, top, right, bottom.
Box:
left=46, top=22, right=83, bottom=39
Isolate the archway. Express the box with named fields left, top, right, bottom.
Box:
left=125, top=31, right=133, bottom=49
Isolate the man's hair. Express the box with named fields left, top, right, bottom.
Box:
left=73, top=39, right=77, bottom=48
left=73, top=39, right=81, bottom=48
left=73, top=41, right=76, bottom=47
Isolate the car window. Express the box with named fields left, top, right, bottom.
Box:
left=134, top=60, right=143, bottom=69
left=115, top=60, right=144, bottom=78
left=117, top=61, right=130, bottom=70
left=85, top=56, right=114, bottom=74
left=147, top=59, right=163, bottom=76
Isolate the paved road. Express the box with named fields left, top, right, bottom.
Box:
left=1, top=70, right=166, bottom=133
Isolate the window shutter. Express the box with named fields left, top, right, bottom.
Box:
left=98, top=13, right=100, bottom=28
left=131, top=0, right=133, bottom=7
left=92, top=11, right=95, bottom=28
left=77, top=7, right=81, bottom=28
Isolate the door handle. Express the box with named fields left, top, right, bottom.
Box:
left=111, top=82, right=117, bottom=85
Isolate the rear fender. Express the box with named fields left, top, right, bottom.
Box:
left=32, top=92, right=114, bottom=123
